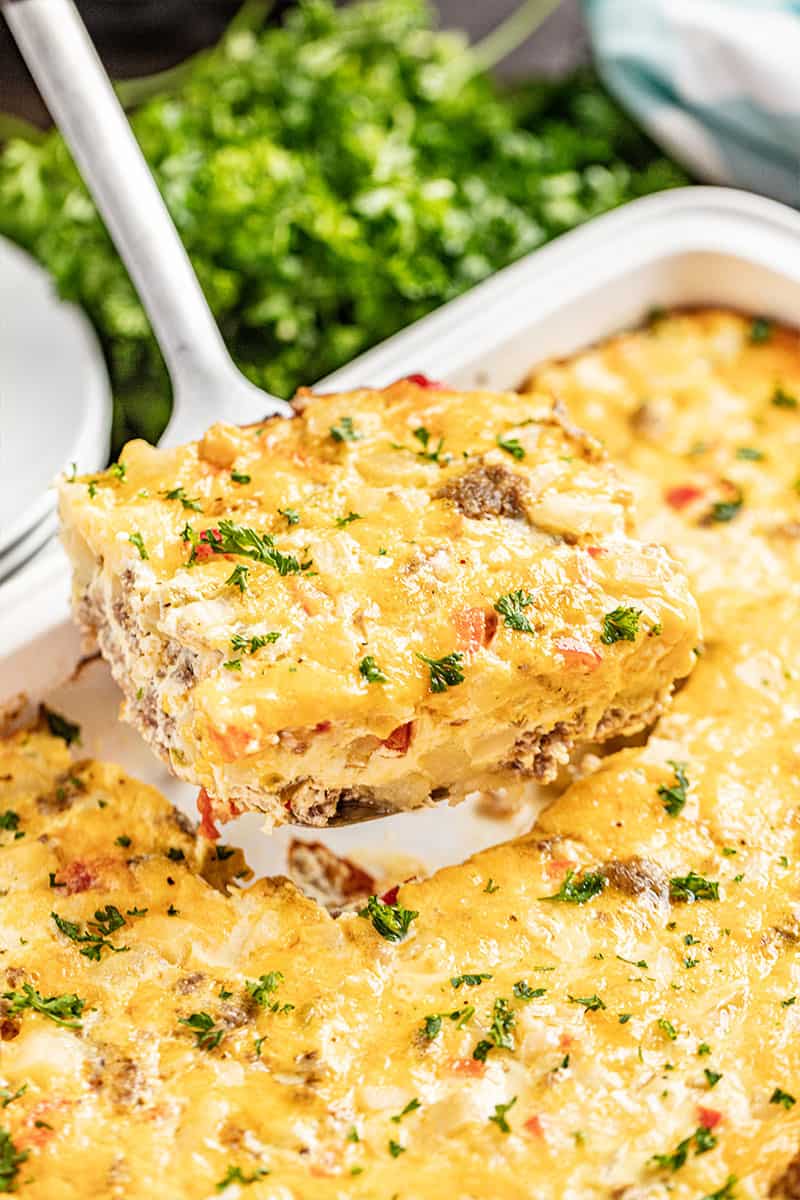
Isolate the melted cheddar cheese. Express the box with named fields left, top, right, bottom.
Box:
left=3, top=310, right=798, bottom=1199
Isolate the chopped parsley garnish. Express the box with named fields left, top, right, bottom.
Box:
left=710, top=486, right=743, bottom=523
left=770, top=1087, right=796, bottom=1110
left=278, top=507, right=300, bottom=525
left=231, top=470, right=251, bottom=485
left=127, top=907, right=148, bottom=917
left=540, top=869, right=606, bottom=905
left=109, top=460, right=127, bottom=481
left=163, top=486, right=202, bottom=511
left=42, top=706, right=81, bottom=745
left=231, top=631, right=280, bottom=654
left=330, top=416, right=360, bottom=443
left=451, top=973, right=492, bottom=989
left=0, top=1087, right=25, bottom=1110
left=335, top=511, right=361, bottom=527
left=489, top=1096, right=517, bottom=1133
left=0, top=812, right=19, bottom=833
left=223, top=659, right=242, bottom=671
left=698, top=1042, right=712, bottom=1056
left=473, top=997, right=515, bottom=1061
left=88, top=480, right=98, bottom=498
left=359, top=655, right=388, bottom=684
left=198, top=519, right=309, bottom=576
left=700, top=1176, right=737, bottom=1200
left=657, top=1017, right=677, bottom=1040
left=658, top=760, right=690, bottom=817
left=2, top=982, right=85, bottom=1029
left=735, top=446, right=764, bottom=461
left=772, top=385, right=798, bottom=409
left=388, top=1139, right=405, bottom=1158
left=496, top=433, right=525, bottom=460
left=0, top=1128, right=28, bottom=1192
left=422, top=1014, right=442, bottom=1040
left=484, top=878, right=499, bottom=894
left=391, top=1099, right=421, bottom=1123
left=180, top=1011, right=224, bottom=1051
left=651, top=1125, right=717, bottom=1172
left=215, top=1165, right=268, bottom=1190
left=494, top=589, right=536, bottom=633
left=600, top=606, right=641, bottom=644
left=705, top=1068, right=722, bottom=1088
left=226, top=564, right=249, bottom=593
left=513, top=980, right=545, bottom=1000
left=246, top=972, right=292, bottom=1013
left=413, top=426, right=447, bottom=462
left=417, top=650, right=465, bottom=693
left=669, top=872, right=720, bottom=902
left=128, top=531, right=149, bottom=560
left=568, top=993, right=606, bottom=1012
left=782, top=996, right=796, bottom=1007
left=618, top=1013, right=632, bottom=1024
left=51, top=906, right=129, bottom=962
left=115, top=834, right=132, bottom=848
left=749, top=316, right=773, bottom=344
left=358, top=895, right=418, bottom=943
left=167, top=847, right=185, bottom=862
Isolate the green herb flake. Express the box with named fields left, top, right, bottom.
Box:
left=735, top=446, right=764, bottom=461
left=358, top=895, right=418, bottom=943
left=223, top=659, right=242, bottom=671
left=246, top=972, right=285, bottom=1008
left=330, top=417, right=360, bottom=444
left=568, top=993, right=606, bottom=1012
left=494, top=589, right=536, bottom=633
left=0, top=1128, right=28, bottom=1193
left=600, top=606, right=641, bottom=644
left=416, top=650, right=465, bottom=693
left=115, top=834, right=132, bottom=848
left=710, top=487, right=743, bottom=523
left=749, top=316, right=773, bottom=344
left=512, top=980, right=545, bottom=1001
left=231, top=470, right=251, bottom=485
left=390, top=1099, right=421, bottom=1123
left=359, top=655, right=388, bottom=684
left=704, top=1068, right=722, bottom=1088
left=215, top=1165, right=268, bottom=1190
left=772, top=385, right=798, bottom=409
left=657, top=1017, right=677, bottom=1041
left=472, top=997, right=516, bottom=1061
left=451, top=973, right=492, bottom=989
left=618, top=1013, right=632, bottom=1024
left=200, top=519, right=309, bottom=576
left=179, top=1011, right=224, bottom=1051
left=651, top=1125, right=717, bottom=1173
left=700, top=1175, right=737, bottom=1200
left=163, top=486, right=202, bottom=511
left=388, top=1139, right=405, bottom=1158
left=770, top=1087, right=796, bottom=1110
left=2, top=982, right=85, bottom=1029
left=0, top=812, right=19, bottom=833
left=51, top=906, right=129, bottom=962
left=0, top=1087, right=25, bottom=1111
left=489, top=1096, right=517, bottom=1134
left=128, top=531, right=148, bottom=560
left=540, top=869, right=606, bottom=905
left=231, top=631, right=280, bottom=655
left=226, top=564, right=249, bottom=593
left=335, top=511, right=362, bottom=528
left=669, top=872, right=720, bottom=902
left=658, top=760, right=690, bottom=817
left=42, top=706, right=81, bottom=745
left=496, top=433, right=525, bottom=461
left=484, top=878, right=499, bottom=894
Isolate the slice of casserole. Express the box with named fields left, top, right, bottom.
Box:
left=59, top=378, right=699, bottom=830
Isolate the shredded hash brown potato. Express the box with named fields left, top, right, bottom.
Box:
left=2, top=310, right=799, bottom=1197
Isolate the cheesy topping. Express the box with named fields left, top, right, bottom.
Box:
left=3, top=310, right=799, bottom=1197
left=58, top=378, right=698, bottom=828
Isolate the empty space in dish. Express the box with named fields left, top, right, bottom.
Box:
left=3, top=186, right=800, bottom=884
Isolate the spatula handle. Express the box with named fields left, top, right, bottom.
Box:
left=2, top=0, right=287, bottom=433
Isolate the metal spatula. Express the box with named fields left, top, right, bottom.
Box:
left=2, top=0, right=292, bottom=447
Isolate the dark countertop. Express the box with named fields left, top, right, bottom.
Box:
left=1, top=0, right=588, bottom=125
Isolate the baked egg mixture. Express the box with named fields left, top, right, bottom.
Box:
left=58, top=379, right=698, bottom=831
left=2, top=310, right=800, bottom=1198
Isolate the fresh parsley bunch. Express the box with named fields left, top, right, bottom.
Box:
left=0, top=0, right=686, bottom=453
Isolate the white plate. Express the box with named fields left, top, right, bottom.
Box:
left=2, top=187, right=800, bottom=879
left=0, top=237, right=111, bottom=556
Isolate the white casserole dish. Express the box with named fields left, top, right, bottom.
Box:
left=3, top=185, right=800, bottom=883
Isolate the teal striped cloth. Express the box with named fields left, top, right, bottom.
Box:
left=584, top=0, right=800, bottom=205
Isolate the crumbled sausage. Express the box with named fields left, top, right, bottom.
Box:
left=603, top=857, right=669, bottom=904
left=436, top=464, right=529, bottom=520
